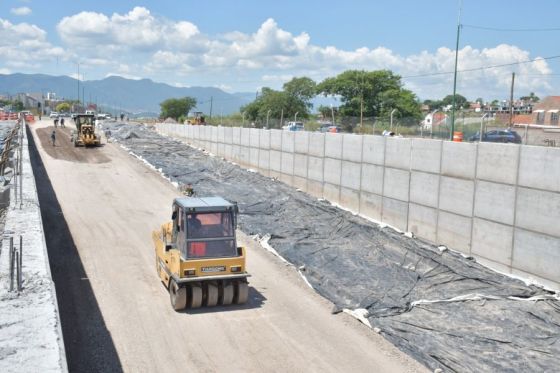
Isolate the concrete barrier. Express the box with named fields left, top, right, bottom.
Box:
left=156, top=124, right=560, bottom=290
left=0, top=121, right=67, bottom=372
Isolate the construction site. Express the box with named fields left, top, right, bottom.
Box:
left=0, top=114, right=557, bottom=373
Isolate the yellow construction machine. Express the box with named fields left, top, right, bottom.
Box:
left=72, top=114, right=100, bottom=147
left=153, top=196, right=250, bottom=311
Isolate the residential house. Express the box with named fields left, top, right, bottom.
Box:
left=532, top=96, right=560, bottom=126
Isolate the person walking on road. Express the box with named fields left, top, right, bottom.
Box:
left=51, top=130, right=56, bottom=146
left=60, top=117, right=65, bottom=128
left=54, top=117, right=59, bottom=128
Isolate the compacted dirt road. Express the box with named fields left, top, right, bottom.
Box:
left=30, top=120, right=425, bottom=372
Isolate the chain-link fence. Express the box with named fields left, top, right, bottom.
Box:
left=201, top=113, right=511, bottom=142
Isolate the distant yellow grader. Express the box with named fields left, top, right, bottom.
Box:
left=72, top=114, right=100, bottom=147
left=153, top=196, right=250, bottom=311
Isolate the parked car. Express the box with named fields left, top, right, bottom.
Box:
left=49, top=111, right=59, bottom=118
left=327, top=125, right=342, bottom=133
left=468, top=129, right=522, bottom=144
left=282, top=121, right=304, bottom=131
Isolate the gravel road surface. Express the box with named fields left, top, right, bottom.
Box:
left=30, top=120, right=425, bottom=373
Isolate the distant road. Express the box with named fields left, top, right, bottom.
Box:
left=30, top=120, right=425, bottom=372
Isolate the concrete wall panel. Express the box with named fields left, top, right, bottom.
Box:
left=437, top=211, right=471, bottom=252
left=307, top=180, right=323, bottom=198
left=408, top=203, right=438, bottom=242
left=282, top=131, right=295, bottom=153
left=294, top=154, right=308, bottom=178
left=258, top=149, right=270, bottom=171
left=250, top=128, right=260, bottom=148
left=411, top=138, right=442, bottom=173
left=342, top=134, right=363, bottom=162
left=224, top=127, right=233, bottom=144
left=259, top=129, right=271, bottom=149
left=518, top=146, right=560, bottom=192
left=410, top=171, right=439, bottom=207
left=382, top=197, right=408, bottom=231
left=360, top=164, right=384, bottom=195
left=224, top=144, right=232, bottom=159
left=324, top=158, right=342, bottom=185
left=441, top=142, right=476, bottom=179
left=281, top=152, right=294, bottom=176
left=383, top=168, right=410, bottom=202
left=476, top=143, right=519, bottom=185
left=516, top=187, right=560, bottom=237
left=385, top=137, right=411, bottom=170
left=307, top=156, right=324, bottom=182
left=232, top=127, right=241, bottom=145
left=474, top=181, right=516, bottom=225
left=471, top=218, right=513, bottom=265
left=439, top=176, right=474, bottom=216
left=323, top=183, right=340, bottom=204
left=211, top=126, right=218, bottom=142
left=270, top=129, right=282, bottom=150
left=513, top=229, right=560, bottom=283
left=340, top=187, right=360, bottom=213
left=218, top=126, right=225, bottom=143
left=325, top=133, right=343, bottom=159
left=362, top=136, right=385, bottom=165
left=309, top=133, right=325, bottom=157
left=359, top=192, right=382, bottom=221
left=241, top=128, right=251, bottom=147
left=269, top=150, right=282, bottom=172
left=295, top=132, right=310, bottom=154
left=340, top=161, right=361, bottom=191
left=293, top=176, right=307, bottom=191
left=249, top=148, right=259, bottom=168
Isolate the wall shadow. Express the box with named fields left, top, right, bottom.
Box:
left=27, top=125, right=123, bottom=373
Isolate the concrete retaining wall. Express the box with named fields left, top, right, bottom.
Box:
left=158, top=124, right=560, bottom=290
left=0, top=121, right=67, bottom=372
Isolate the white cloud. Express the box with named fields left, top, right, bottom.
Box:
left=10, top=7, right=31, bottom=16
left=46, top=8, right=560, bottom=98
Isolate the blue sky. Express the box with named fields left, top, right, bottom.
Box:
left=1, top=0, right=559, bottom=100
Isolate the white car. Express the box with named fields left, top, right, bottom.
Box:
left=49, top=111, right=59, bottom=118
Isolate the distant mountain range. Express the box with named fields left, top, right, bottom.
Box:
left=0, top=73, right=253, bottom=115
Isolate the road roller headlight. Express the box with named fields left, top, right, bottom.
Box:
left=184, top=269, right=196, bottom=276
left=230, top=266, right=242, bottom=273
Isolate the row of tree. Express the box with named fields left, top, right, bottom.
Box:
left=241, top=70, right=422, bottom=125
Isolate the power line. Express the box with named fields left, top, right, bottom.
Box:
left=401, top=54, right=560, bottom=79
left=463, top=24, right=560, bottom=32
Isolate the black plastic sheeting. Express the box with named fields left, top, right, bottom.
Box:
left=106, top=123, right=560, bottom=372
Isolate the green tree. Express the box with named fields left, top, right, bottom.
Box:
left=283, top=77, right=316, bottom=106
left=56, top=102, right=71, bottom=112
left=160, top=97, right=197, bottom=121
left=520, top=92, right=540, bottom=103
left=441, top=94, right=468, bottom=110
left=317, top=69, right=421, bottom=120
left=241, top=77, right=317, bottom=126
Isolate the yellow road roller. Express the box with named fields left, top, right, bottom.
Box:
left=153, top=196, right=250, bottom=311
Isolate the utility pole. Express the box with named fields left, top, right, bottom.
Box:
left=450, top=0, right=463, bottom=140
left=77, top=62, right=80, bottom=106
left=209, top=96, right=213, bottom=120
left=509, top=72, right=515, bottom=127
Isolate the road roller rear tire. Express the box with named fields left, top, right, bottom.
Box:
left=190, top=284, right=203, bottom=308
left=205, top=282, right=219, bottom=307
left=169, top=280, right=187, bottom=311
left=221, top=282, right=234, bottom=305
left=234, top=281, right=249, bottom=304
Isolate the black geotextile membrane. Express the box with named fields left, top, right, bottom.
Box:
left=106, top=123, right=560, bottom=372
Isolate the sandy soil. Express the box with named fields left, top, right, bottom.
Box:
left=30, top=120, right=426, bottom=373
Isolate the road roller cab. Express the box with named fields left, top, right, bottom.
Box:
left=153, top=196, right=250, bottom=311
